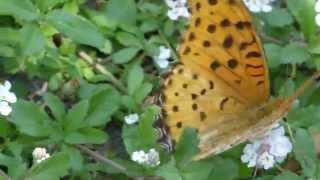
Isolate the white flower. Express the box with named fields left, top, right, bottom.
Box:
left=0, top=81, right=17, bottom=116
left=124, top=113, right=139, bottom=125
left=243, top=0, right=276, bottom=13
left=154, top=46, right=171, bottom=69
left=257, top=152, right=275, bottom=169
left=32, top=147, right=50, bottom=164
left=146, top=148, right=160, bottom=167
left=315, top=0, right=320, bottom=26
left=241, top=124, right=292, bottom=169
left=165, top=0, right=190, bottom=20
left=131, top=148, right=160, bottom=167
left=0, top=101, right=12, bottom=116
left=131, top=150, right=148, bottom=164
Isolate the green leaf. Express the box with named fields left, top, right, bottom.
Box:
left=0, top=153, right=27, bottom=179
left=11, top=100, right=52, bottom=137
left=86, top=88, right=121, bottom=126
left=288, top=105, right=320, bottom=128
left=265, top=9, right=293, bottom=27
left=309, top=39, right=320, bottom=54
left=140, top=19, right=159, bottom=33
left=115, top=32, right=142, bottom=47
left=19, top=24, right=46, bottom=56
left=287, top=0, right=316, bottom=42
left=127, top=64, right=144, bottom=95
left=181, top=161, right=213, bottom=180
left=280, top=43, right=310, bottom=64
left=34, top=0, right=67, bottom=12
left=273, top=171, right=303, bottom=180
left=43, top=93, right=65, bottom=121
left=0, top=0, right=38, bottom=21
left=174, top=128, right=199, bottom=167
left=46, top=10, right=111, bottom=52
left=207, top=158, right=239, bottom=180
left=265, top=43, right=282, bottom=68
left=0, top=119, right=13, bottom=138
left=112, top=47, right=140, bottom=64
left=25, top=153, right=70, bottom=180
left=63, top=146, right=84, bottom=173
left=293, top=128, right=317, bottom=178
left=133, top=82, right=153, bottom=104
left=65, top=100, right=89, bottom=131
left=105, top=0, right=137, bottom=25
left=156, top=158, right=182, bottom=180
left=122, top=106, right=159, bottom=154
left=65, top=128, right=108, bottom=144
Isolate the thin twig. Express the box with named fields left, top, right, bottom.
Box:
left=0, top=169, right=11, bottom=180
left=260, top=33, right=284, bottom=45
left=28, top=82, right=48, bottom=100
left=75, top=144, right=126, bottom=173
left=78, top=51, right=127, bottom=94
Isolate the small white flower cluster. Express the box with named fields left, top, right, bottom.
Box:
left=243, top=0, right=276, bottom=13
left=131, top=148, right=160, bottom=167
left=241, top=124, right=292, bottom=169
left=153, top=46, right=171, bottom=69
left=0, top=81, right=17, bottom=116
left=124, top=113, right=139, bottom=125
left=32, top=147, right=50, bottom=164
left=165, top=0, right=190, bottom=21
left=315, top=0, right=320, bottom=26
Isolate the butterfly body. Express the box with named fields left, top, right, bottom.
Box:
left=158, top=0, right=318, bottom=160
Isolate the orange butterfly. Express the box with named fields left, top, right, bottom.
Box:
left=156, top=0, right=320, bottom=160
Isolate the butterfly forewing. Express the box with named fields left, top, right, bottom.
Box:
left=161, top=0, right=272, bottom=159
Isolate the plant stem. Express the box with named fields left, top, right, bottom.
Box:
left=78, top=51, right=127, bottom=94
left=75, top=145, right=126, bottom=173
left=260, top=33, right=284, bottom=45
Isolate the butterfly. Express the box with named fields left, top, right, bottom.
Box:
left=156, top=0, right=320, bottom=160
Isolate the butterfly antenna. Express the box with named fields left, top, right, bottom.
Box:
left=281, top=71, right=320, bottom=110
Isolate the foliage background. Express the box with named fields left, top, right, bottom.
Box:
left=0, top=0, right=320, bottom=179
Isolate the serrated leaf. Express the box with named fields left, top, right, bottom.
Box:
left=264, top=43, right=282, bottom=68
left=19, top=24, right=46, bottom=56
left=265, top=9, right=293, bottom=27
left=43, top=93, right=65, bottom=121
left=127, top=64, right=144, bottom=95
left=86, top=88, right=121, bottom=126
left=273, top=171, right=303, bottom=180
left=156, top=158, right=181, bottom=180
left=122, top=106, right=159, bottom=154
left=25, top=153, right=70, bottom=180
left=293, top=128, right=317, bottom=178
left=105, top=0, right=137, bottom=25
left=115, top=32, right=142, bottom=47
left=174, top=128, right=199, bottom=167
left=287, top=0, right=316, bottom=42
left=133, top=82, right=153, bottom=104
left=288, top=105, right=320, bottom=128
left=207, top=158, right=239, bottom=180
left=65, top=128, right=108, bottom=144
left=280, top=43, right=310, bottom=64
left=65, top=100, right=89, bottom=131
left=11, top=100, right=52, bottom=137
left=0, top=153, right=27, bottom=179
left=112, top=47, right=140, bottom=64
left=181, top=161, right=213, bottom=180
left=46, top=10, right=111, bottom=52
left=0, top=0, right=38, bottom=21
